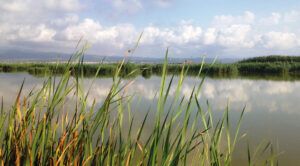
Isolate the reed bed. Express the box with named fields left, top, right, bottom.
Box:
left=0, top=47, right=278, bottom=165
left=1, top=56, right=300, bottom=79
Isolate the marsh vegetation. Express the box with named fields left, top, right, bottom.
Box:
left=0, top=56, right=299, bottom=81
left=0, top=49, right=280, bottom=165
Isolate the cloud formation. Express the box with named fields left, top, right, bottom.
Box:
left=0, top=0, right=300, bottom=57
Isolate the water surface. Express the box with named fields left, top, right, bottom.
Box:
left=0, top=73, right=299, bottom=165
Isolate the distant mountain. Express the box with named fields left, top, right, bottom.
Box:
left=0, top=49, right=238, bottom=64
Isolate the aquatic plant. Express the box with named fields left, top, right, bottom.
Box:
left=0, top=46, right=278, bottom=165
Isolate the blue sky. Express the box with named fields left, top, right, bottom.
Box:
left=0, top=0, right=300, bottom=58
left=88, top=0, right=300, bottom=26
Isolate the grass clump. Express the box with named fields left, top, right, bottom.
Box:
left=0, top=46, right=278, bottom=165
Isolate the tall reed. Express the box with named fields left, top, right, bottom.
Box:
left=0, top=46, right=278, bottom=165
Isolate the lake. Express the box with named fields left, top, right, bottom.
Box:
left=0, top=72, right=299, bottom=165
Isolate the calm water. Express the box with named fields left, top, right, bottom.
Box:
left=0, top=73, right=300, bottom=165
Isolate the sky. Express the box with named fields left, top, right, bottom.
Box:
left=0, top=0, right=300, bottom=58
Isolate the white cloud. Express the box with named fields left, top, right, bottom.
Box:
left=216, top=24, right=255, bottom=48
left=203, top=28, right=217, bottom=45
left=110, top=0, right=143, bottom=13
left=56, top=18, right=137, bottom=51
left=212, top=11, right=255, bottom=28
left=0, top=1, right=28, bottom=12
left=204, top=12, right=259, bottom=49
left=0, top=2, right=300, bottom=58
left=180, top=24, right=202, bottom=43
left=0, top=0, right=81, bottom=13
left=44, top=0, right=81, bottom=11
left=51, top=14, right=79, bottom=26
left=141, top=23, right=202, bottom=46
left=203, top=10, right=300, bottom=53
left=0, top=23, right=56, bottom=42
left=31, top=25, right=57, bottom=42
left=259, top=13, right=281, bottom=25
left=54, top=19, right=204, bottom=54
left=283, top=10, right=300, bottom=23
left=59, top=19, right=104, bottom=42
left=261, top=31, right=299, bottom=49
